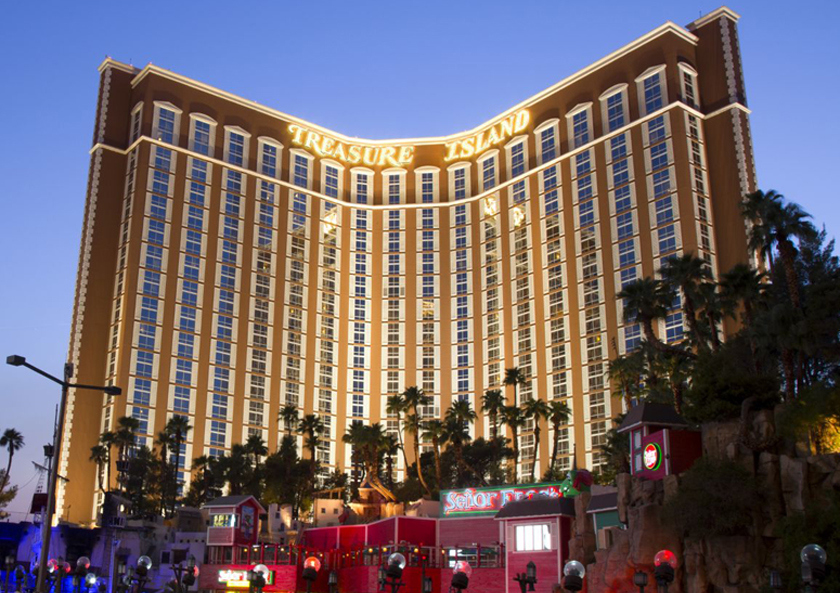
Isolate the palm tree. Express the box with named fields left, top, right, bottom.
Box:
left=742, top=190, right=815, bottom=309
left=155, top=430, right=172, bottom=514
left=607, top=351, right=645, bottom=410
left=499, top=405, right=526, bottom=482
left=617, top=278, right=677, bottom=354
left=547, top=401, right=571, bottom=472
left=421, top=419, right=447, bottom=492
left=443, top=400, right=487, bottom=487
left=659, top=253, right=711, bottom=349
left=165, top=415, right=192, bottom=504
left=99, top=431, right=116, bottom=491
left=298, top=414, right=325, bottom=462
left=246, top=433, right=268, bottom=471
left=697, top=282, right=726, bottom=352
left=401, top=386, right=432, bottom=497
left=520, top=398, right=549, bottom=482
left=114, top=416, right=140, bottom=462
left=481, top=389, right=505, bottom=440
left=341, top=421, right=396, bottom=501
left=280, top=404, right=299, bottom=436
left=89, top=445, right=108, bottom=493
left=381, top=434, right=399, bottom=489
left=0, top=429, right=24, bottom=491
left=386, top=393, right=410, bottom=474
left=504, top=368, right=529, bottom=406
left=342, top=421, right=367, bottom=490
left=655, top=351, right=693, bottom=414
left=719, top=263, right=765, bottom=329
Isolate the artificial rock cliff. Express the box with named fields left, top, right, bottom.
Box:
left=567, top=406, right=840, bottom=592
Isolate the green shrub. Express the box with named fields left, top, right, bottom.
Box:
left=662, top=457, right=760, bottom=538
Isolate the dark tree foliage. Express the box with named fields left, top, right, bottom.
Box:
left=662, top=458, right=761, bottom=539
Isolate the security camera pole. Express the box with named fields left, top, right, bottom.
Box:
left=6, top=355, right=121, bottom=593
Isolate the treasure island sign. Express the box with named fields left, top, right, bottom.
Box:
left=287, top=109, right=531, bottom=168
left=441, top=482, right=563, bottom=518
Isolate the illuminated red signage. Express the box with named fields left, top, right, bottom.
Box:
left=217, top=569, right=275, bottom=588
left=644, top=443, right=662, bottom=470
left=441, top=483, right=564, bottom=517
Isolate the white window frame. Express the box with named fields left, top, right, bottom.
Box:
left=513, top=522, right=553, bottom=552
left=382, top=168, right=407, bottom=204
left=289, top=148, right=314, bottom=190
left=223, top=125, right=251, bottom=168
left=350, top=167, right=374, bottom=204
left=257, top=136, right=284, bottom=179
left=598, top=84, right=629, bottom=135
left=504, top=135, right=529, bottom=178
left=152, top=101, right=182, bottom=146
left=565, top=102, right=593, bottom=150
left=188, top=113, right=217, bottom=158
left=414, top=166, right=440, bottom=204
left=130, top=101, right=144, bottom=144
left=320, top=159, right=345, bottom=201
left=477, top=149, right=499, bottom=192
left=533, top=118, right=560, bottom=166
left=447, top=163, right=471, bottom=201
left=677, top=63, right=699, bottom=109
left=635, top=64, right=668, bottom=116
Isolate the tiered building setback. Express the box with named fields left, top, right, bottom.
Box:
left=61, top=7, right=755, bottom=524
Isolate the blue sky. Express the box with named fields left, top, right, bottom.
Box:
left=0, top=0, right=837, bottom=518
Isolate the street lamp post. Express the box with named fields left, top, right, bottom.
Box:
left=6, top=355, right=120, bottom=593
left=4, top=554, right=15, bottom=593
left=801, top=544, right=827, bottom=592
left=562, top=561, right=585, bottom=593
left=513, top=561, right=537, bottom=593
left=633, top=571, right=649, bottom=593
left=653, top=550, right=677, bottom=593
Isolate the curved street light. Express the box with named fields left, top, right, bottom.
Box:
left=6, top=355, right=120, bottom=593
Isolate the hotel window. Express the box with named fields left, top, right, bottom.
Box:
left=535, top=119, right=559, bottom=164
left=385, top=171, right=404, bottom=204
left=678, top=63, right=699, bottom=108
left=415, top=168, right=438, bottom=204
left=566, top=103, right=592, bottom=150
left=448, top=165, right=470, bottom=200
left=506, top=139, right=528, bottom=204
left=599, top=85, right=628, bottom=134
left=515, top=523, right=551, bottom=552
left=129, top=103, right=143, bottom=144
left=189, top=114, right=216, bottom=157
left=322, top=162, right=343, bottom=200
left=153, top=101, right=181, bottom=146
left=636, top=65, right=667, bottom=116
left=352, top=169, right=372, bottom=204
left=224, top=126, right=250, bottom=167
left=480, top=152, right=498, bottom=191
left=258, top=137, right=282, bottom=179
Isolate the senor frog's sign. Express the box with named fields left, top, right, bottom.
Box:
left=441, top=482, right=563, bottom=517
left=218, top=569, right=275, bottom=588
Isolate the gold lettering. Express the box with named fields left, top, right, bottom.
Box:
left=289, top=124, right=304, bottom=145
left=486, top=126, right=500, bottom=147
left=444, top=142, right=460, bottom=162
left=304, top=131, right=321, bottom=152
left=379, top=146, right=398, bottom=167
left=363, top=147, right=378, bottom=167
left=475, top=132, right=487, bottom=153
left=348, top=145, right=362, bottom=164
left=333, top=142, right=347, bottom=162
left=321, top=137, right=335, bottom=156
left=461, top=137, right=476, bottom=158
left=500, top=116, right=514, bottom=138
left=514, top=110, right=530, bottom=132
left=398, top=146, right=414, bottom=165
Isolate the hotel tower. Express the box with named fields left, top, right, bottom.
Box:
left=61, top=7, right=755, bottom=523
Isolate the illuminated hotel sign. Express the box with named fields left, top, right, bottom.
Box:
left=444, top=110, right=530, bottom=161
left=288, top=124, right=415, bottom=167
left=441, top=482, right=563, bottom=517
left=217, top=569, right=275, bottom=588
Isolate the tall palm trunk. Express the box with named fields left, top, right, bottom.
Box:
left=529, top=426, right=541, bottom=483
left=432, top=438, right=442, bottom=492
left=510, top=426, right=520, bottom=482
left=782, top=348, right=796, bottom=401
left=706, top=310, right=721, bottom=352
left=550, top=421, right=560, bottom=471
left=672, top=381, right=684, bottom=414
left=778, top=241, right=802, bottom=310
left=454, top=444, right=487, bottom=487
left=491, top=413, right=498, bottom=441
left=413, top=436, right=432, bottom=497
left=682, top=294, right=707, bottom=350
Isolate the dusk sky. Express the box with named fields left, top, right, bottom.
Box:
left=0, top=0, right=837, bottom=518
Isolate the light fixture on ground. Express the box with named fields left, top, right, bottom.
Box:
left=13, top=565, right=26, bottom=592
left=381, top=553, right=406, bottom=593
left=328, top=570, right=338, bottom=593
left=166, top=555, right=198, bottom=593
left=5, top=354, right=121, bottom=593
left=450, top=560, right=471, bottom=593
left=72, top=557, right=91, bottom=593
left=249, top=564, right=269, bottom=593
left=513, top=560, right=537, bottom=593
left=654, top=550, right=677, bottom=592
left=562, top=561, right=585, bottom=592
left=302, top=557, right=321, bottom=593
left=84, top=572, right=98, bottom=593
left=801, top=543, right=827, bottom=590
left=633, top=570, right=649, bottom=592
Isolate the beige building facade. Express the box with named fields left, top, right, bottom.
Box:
left=60, top=7, right=755, bottom=524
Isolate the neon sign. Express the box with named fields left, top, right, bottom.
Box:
left=288, top=124, right=415, bottom=167
left=441, top=483, right=563, bottom=517
left=644, top=443, right=662, bottom=471
left=444, top=110, right=531, bottom=161
left=218, top=569, right=275, bottom=588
